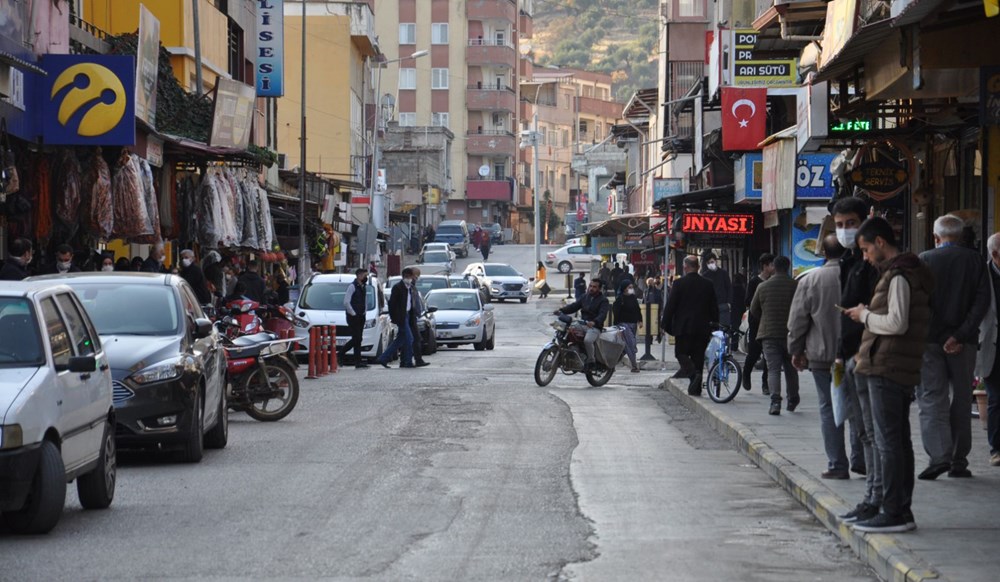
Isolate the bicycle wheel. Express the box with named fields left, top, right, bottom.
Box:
left=706, top=356, right=742, bottom=403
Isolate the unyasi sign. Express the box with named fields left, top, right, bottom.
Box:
left=256, top=0, right=284, bottom=96
left=681, top=213, right=755, bottom=235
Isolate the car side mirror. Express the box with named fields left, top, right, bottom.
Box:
left=194, top=317, right=214, bottom=339
left=426, top=306, right=438, bottom=313
left=483, top=304, right=495, bottom=311
left=67, top=355, right=97, bottom=373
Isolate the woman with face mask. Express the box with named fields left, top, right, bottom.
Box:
left=613, top=282, right=644, bottom=373
left=99, top=255, right=115, bottom=272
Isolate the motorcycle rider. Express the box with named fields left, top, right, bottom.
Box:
left=554, top=279, right=611, bottom=370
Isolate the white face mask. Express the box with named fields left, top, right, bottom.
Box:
left=625, top=289, right=635, bottom=295
left=403, top=278, right=412, bottom=287
left=57, top=261, right=72, bottom=272
left=181, top=258, right=193, bottom=268
left=102, top=265, right=114, bottom=272
left=707, top=261, right=718, bottom=271
left=836, top=227, right=859, bottom=249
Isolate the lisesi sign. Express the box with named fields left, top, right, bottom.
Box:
left=681, top=213, right=755, bottom=235
left=256, top=0, right=284, bottom=96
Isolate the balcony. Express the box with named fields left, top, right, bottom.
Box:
left=466, top=40, right=517, bottom=68
left=519, top=11, right=534, bottom=39
left=467, top=0, right=517, bottom=22
left=467, top=178, right=514, bottom=201
left=328, top=1, right=378, bottom=56
left=467, top=85, right=517, bottom=112
left=466, top=131, right=516, bottom=157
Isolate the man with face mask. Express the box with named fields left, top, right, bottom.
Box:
left=142, top=243, right=167, bottom=273
left=340, top=268, right=371, bottom=368
left=555, top=279, right=611, bottom=371
left=0, top=238, right=33, bottom=280
left=377, top=267, right=417, bottom=369
left=45, top=244, right=80, bottom=275
left=701, top=250, right=732, bottom=327
left=178, top=249, right=213, bottom=305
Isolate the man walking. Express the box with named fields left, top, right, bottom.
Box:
left=574, top=273, right=587, bottom=302
left=701, top=251, right=732, bottom=327
left=917, top=214, right=989, bottom=480
left=788, top=235, right=851, bottom=478
left=977, top=233, right=1000, bottom=467
left=377, top=268, right=417, bottom=369
left=845, top=217, right=934, bottom=533
left=555, top=279, right=611, bottom=371
left=141, top=243, right=167, bottom=273
left=743, top=254, right=774, bottom=393
left=238, top=261, right=268, bottom=303
left=662, top=255, right=718, bottom=395
left=750, top=255, right=799, bottom=415
left=340, top=268, right=370, bottom=369
left=179, top=249, right=213, bottom=305
left=408, top=268, right=431, bottom=368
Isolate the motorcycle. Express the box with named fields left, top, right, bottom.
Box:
left=534, top=314, right=626, bottom=387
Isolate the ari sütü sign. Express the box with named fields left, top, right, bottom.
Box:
left=730, top=30, right=797, bottom=88
left=681, top=213, right=755, bottom=235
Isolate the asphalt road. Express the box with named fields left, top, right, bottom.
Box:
left=0, top=245, right=875, bottom=581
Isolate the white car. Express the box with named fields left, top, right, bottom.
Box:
left=293, top=274, right=391, bottom=360
left=464, top=262, right=532, bottom=303
left=545, top=243, right=600, bottom=274
left=417, top=249, right=455, bottom=273
left=420, top=242, right=455, bottom=261
left=425, top=289, right=496, bottom=350
left=0, top=282, right=116, bottom=534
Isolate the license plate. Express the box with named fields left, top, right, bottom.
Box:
left=439, top=331, right=451, bottom=338
left=336, top=338, right=347, bottom=345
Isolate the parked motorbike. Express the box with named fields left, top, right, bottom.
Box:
left=534, top=314, right=625, bottom=387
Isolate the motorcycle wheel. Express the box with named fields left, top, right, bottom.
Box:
left=534, top=347, right=559, bottom=387
left=586, top=365, right=614, bottom=387
left=244, top=361, right=300, bottom=422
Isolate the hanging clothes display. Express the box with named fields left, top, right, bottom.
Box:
left=34, top=156, right=52, bottom=242
left=54, top=149, right=82, bottom=239
left=189, top=166, right=276, bottom=252
left=83, top=147, right=113, bottom=242
left=134, top=155, right=161, bottom=243
left=111, top=149, right=151, bottom=239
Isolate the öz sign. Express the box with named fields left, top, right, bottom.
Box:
left=681, top=213, right=755, bottom=235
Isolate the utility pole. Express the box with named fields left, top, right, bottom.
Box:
left=533, top=112, right=541, bottom=265
left=298, top=0, right=309, bottom=285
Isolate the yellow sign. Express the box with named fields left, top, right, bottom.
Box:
left=426, top=187, right=441, bottom=204
left=987, top=0, right=999, bottom=17
left=51, top=63, right=127, bottom=137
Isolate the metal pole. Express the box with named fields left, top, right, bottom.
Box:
left=297, top=0, right=308, bottom=285
left=532, top=112, right=540, bottom=265
left=191, top=0, right=203, bottom=96
left=365, top=63, right=382, bottom=269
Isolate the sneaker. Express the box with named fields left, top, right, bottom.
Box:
left=990, top=452, right=1000, bottom=467
left=948, top=467, right=973, bottom=478
left=852, top=512, right=909, bottom=533
left=742, top=372, right=752, bottom=392
left=414, top=361, right=431, bottom=368
left=902, top=509, right=917, bottom=531
left=851, top=464, right=867, bottom=476
left=840, top=502, right=879, bottom=524
left=768, top=401, right=781, bottom=415
left=918, top=462, right=950, bottom=480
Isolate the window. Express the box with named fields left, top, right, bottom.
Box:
left=432, top=112, right=449, bottom=127
left=227, top=19, right=245, bottom=82
left=432, top=68, right=449, bottom=89
left=560, top=173, right=567, bottom=191
left=568, top=246, right=587, bottom=255
left=431, top=23, right=449, bottom=45
left=677, top=0, right=704, bottom=18
left=579, top=120, right=589, bottom=134
left=398, top=112, right=416, bottom=127
left=493, top=163, right=506, bottom=180
left=399, top=68, right=416, bottom=90
left=548, top=170, right=555, bottom=188
left=55, top=294, right=97, bottom=356
left=495, top=30, right=506, bottom=46
left=562, top=129, right=569, bottom=146
left=492, top=112, right=504, bottom=127
left=41, top=298, right=71, bottom=369
left=399, top=23, right=416, bottom=44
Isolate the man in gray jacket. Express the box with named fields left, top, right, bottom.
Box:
left=788, top=235, right=854, bottom=478
left=750, top=255, right=799, bottom=415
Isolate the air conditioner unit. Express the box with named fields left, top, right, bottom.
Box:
left=469, top=200, right=483, bottom=208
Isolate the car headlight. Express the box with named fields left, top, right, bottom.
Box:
left=490, top=286, right=501, bottom=293
left=129, top=357, right=190, bottom=385
left=364, top=318, right=377, bottom=329
left=0, top=424, right=23, bottom=450
left=464, top=316, right=482, bottom=327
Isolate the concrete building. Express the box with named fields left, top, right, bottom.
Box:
left=380, top=123, right=454, bottom=234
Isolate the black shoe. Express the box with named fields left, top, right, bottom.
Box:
left=851, top=464, right=867, bottom=476
left=853, top=512, right=909, bottom=533
left=378, top=360, right=391, bottom=369
left=688, top=375, right=702, bottom=396
left=902, top=510, right=917, bottom=531
left=355, top=363, right=370, bottom=369
left=948, top=468, right=973, bottom=478
left=761, top=384, right=770, bottom=396
left=787, top=397, right=800, bottom=412
left=918, top=463, right=951, bottom=480
left=400, top=363, right=416, bottom=368
left=840, top=502, right=879, bottom=524
left=821, top=469, right=850, bottom=480
left=768, top=401, right=781, bottom=415
left=414, top=361, right=430, bottom=368
left=741, top=369, right=752, bottom=391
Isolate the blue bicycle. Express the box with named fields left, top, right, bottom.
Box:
left=705, top=323, right=744, bottom=403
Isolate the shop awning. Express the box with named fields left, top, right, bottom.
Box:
left=584, top=213, right=652, bottom=236
left=813, top=19, right=894, bottom=83
left=652, top=184, right=735, bottom=211
left=0, top=49, right=46, bottom=75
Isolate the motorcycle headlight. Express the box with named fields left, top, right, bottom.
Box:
left=464, top=316, right=482, bottom=327
left=129, top=357, right=190, bottom=385
left=364, top=318, right=377, bottom=329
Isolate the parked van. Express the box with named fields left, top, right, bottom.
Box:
left=434, top=220, right=470, bottom=258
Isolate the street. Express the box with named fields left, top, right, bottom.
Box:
left=0, top=245, right=874, bottom=581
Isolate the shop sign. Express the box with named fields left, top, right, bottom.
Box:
left=209, top=78, right=255, bottom=149
left=591, top=236, right=623, bottom=256
left=681, top=212, right=755, bottom=236
left=652, top=177, right=684, bottom=202
left=790, top=206, right=826, bottom=277
left=848, top=160, right=909, bottom=198
left=146, top=136, right=163, bottom=167
left=135, top=5, right=160, bottom=126
left=256, top=0, right=285, bottom=97
left=623, top=233, right=647, bottom=248
left=830, top=119, right=873, bottom=133
left=42, top=54, right=136, bottom=146
left=981, top=66, right=1000, bottom=127
left=796, top=81, right=828, bottom=153
left=736, top=152, right=836, bottom=203
left=730, top=30, right=797, bottom=88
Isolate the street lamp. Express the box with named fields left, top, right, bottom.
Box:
left=519, top=113, right=542, bottom=265
left=364, top=49, right=429, bottom=267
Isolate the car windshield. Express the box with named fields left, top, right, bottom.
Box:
left=484, top=265, right=519, bottom=277
left=416, top=278, right=449, bottom=295
left=71, top=284, right=180, bottom=336
left=0, top=298, right=44, bottom=367
left=423, top=251, right=450, bottom=263
left=437, top=225, right=463, bottom=236
left=299, top=282, right=375, bottom=311
left=427, top=292, right=481, bottom=311
left=449, top=278, right=472, bottom=288
left=385, top=277, right=401, bottom=289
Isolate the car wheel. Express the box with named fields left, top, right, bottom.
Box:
left=519, top=298, right=527, bottom=304
left=424, top=331, right=437, bottom=355
left=3, top=440, right=66, bottom=534
left=558, top=261, right=572, bottom=274
left=204, top=387, right=229, bottom=449
left=77, top=420, right=116, bottom=509
left=474, top=330, right=488, bottom=351
left=486, top=328, right=496, bottom=350
left=178, top=392, right=204, bottom=463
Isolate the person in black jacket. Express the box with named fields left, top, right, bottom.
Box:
left=662, top=255, right=719, bottom=395
left=238, top=261, right=268, bottom=303
left=743, top=254, right=774, bottom=393
left=141, top=243, right=167, bottom=273
left=408, top=268, right=430, bottom=367
left=339, top=269, right=370, bottom=368
left=0, top=238, right=33, bottom=281
left=377, top=268, right=416, bottom=369
left=555, top=279, right=611, bottom=369
left=574, top=273, right=587, bottom=301
left=178, top=249, right=213, bottom=305
left=701, top=250, right=732, bottom=326
left=613, top=281, right=643, bottom=373
left=43, top=244, right=81, bottom=275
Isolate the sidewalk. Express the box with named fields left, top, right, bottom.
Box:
left=656, top=344, right=997, bottom=582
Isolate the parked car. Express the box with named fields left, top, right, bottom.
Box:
left=448, top=274, right=491, bottom=305
left=0, top=282, right=116, bottom=534
left=545, top=243, right=600, bottom=274
left=425, top=289, right=496, bottom=351
left=419, top=242, right=455, bottom=262
left=414, top=274, right=451, bottom=299
left=434, top=220, right=470, bottom=258
left=30, top=273, right=229, bottom=463
left=294, top=273, right=390, bottom=361
left=464, top=262, right=532, bottom=303
left=482, top=223, right=503, bottom=244
left=417, top=249, right=455, bottom=273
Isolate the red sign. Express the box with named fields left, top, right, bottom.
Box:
left=681, top=213, right=755, bottom=235
left=721, top=87, right=766, bottom=151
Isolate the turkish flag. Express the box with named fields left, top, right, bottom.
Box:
left=721, top=87, right=767, bottom=151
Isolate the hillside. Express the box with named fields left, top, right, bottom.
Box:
left=529, top=0, right=660, bottom=103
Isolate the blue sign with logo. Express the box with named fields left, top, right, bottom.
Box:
left=735, top=152, right=836, bottom=203
left=42, top=55, right=135, bottom=146
left=256, top=0, right=285, bottom=96
left=653, top=178, right=685, bottom=203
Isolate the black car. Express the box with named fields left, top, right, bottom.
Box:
left=29, top=273, right=228, bottom=462
left=482, top=223, right=503, bottom=244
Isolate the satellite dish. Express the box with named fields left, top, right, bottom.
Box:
left=478, top=165, right=490, bottom=177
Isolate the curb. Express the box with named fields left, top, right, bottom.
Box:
left=660, top=378, right=948, bottom=582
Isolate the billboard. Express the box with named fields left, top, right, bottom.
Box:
left=135, top=5, right=160, bottom=125
left=42, top=54, right=136, bottom=146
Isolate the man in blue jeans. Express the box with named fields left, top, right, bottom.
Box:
left=377, top=268, right=416, bottom=369
left=845, top=217, right=934, bottom=533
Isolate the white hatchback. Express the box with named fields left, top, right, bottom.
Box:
left=0, top=282, right=116, bottom=534
left=293, top=274, right=391, bottom=360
